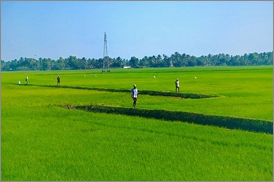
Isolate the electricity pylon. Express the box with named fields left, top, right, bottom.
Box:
left=102, top=32, right=110, bottom=72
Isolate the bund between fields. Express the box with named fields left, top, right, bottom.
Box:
left=18, top=84, right=219, bottom=99
left=62, top=104, right=273, bottom=134
left=15, top=84, right=272, bottom=134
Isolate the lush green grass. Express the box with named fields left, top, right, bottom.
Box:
left=1, top=66, right=273, bottom=181
left=4, top=66, right=272, bottom=120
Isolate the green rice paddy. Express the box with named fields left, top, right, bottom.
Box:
left=1, top=66, right=273, bottom=181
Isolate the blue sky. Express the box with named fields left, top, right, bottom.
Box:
left=1, top=1, right=273, bottom=61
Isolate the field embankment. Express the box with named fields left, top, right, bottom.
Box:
left=15, top=83, right=219, bottom=99
left=62, top=104, right=273, bottom=134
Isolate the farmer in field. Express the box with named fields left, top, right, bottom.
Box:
left=175, top=78, right=180, bottom=93
left=57, top=75, right=60, bottom=85
left=25, top=76, right=28, bottom=85
left=131, top=84, right=138, bottom=108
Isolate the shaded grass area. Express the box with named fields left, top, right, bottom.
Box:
left=63, top=104, right=273, bottom=134
left=14, top=83, right=219, bottom=99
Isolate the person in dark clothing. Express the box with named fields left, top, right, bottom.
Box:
left=57, top=75, right=60, bottom=85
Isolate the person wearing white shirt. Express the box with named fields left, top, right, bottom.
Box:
left=175, top=78, right=180, bottom=93
left=131, top=84, right=138, bottom=108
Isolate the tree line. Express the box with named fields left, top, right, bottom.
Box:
left=1, top=51, right=273, bottom=71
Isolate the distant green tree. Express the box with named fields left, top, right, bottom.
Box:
left=67, top=56, right=79, bottom=69
left=1, top=51, right=273, bottom=71
left=112, top=57, right=124, bottom=68
left=41, top=58, right=51, bottom=70
left=129, top=56, right=139, bottom=68
left=140, top=56, right=148, bottom=67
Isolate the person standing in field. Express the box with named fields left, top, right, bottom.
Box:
left=57, top=75, right=60, bottom=85
left=175, top=78, right=180, bottom=93
left=25, top=76, right=28, bottom=85
left=131, top=84, right=138, bottom=108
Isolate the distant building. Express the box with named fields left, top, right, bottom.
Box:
left=123, top=66, right=131, bottom=69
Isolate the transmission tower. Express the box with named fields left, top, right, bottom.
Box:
left=103, top=32, right=109, bottom=72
